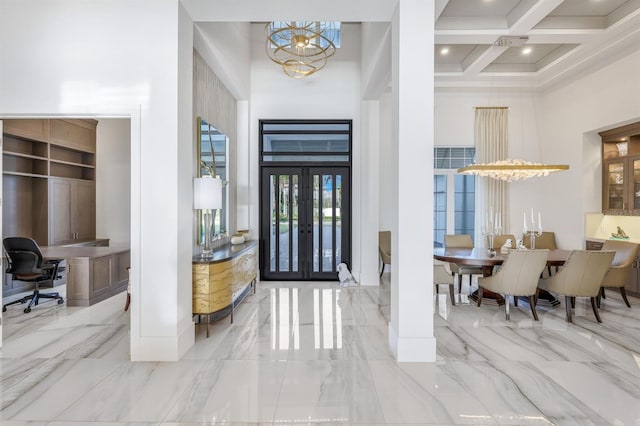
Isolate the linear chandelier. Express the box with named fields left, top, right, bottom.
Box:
left=265, top=21, right=337, bottom=78
left=457, top=158, right=569, bottom=182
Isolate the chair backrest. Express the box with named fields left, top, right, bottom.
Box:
left=3, top=237, right=44, bottom=275
left=445, top=234, right=474, bottom=248
left=492, top=249, right=549, bottom=295
left=546, top=250, right=616, bottom=297
left=522, top=231, right=557, bottom=249
left=433, top=261, right=454, bottom=284
left=379, top=231, right=391, bottom=263
left=492, top=234, right=515, bottom=250
left=600, top=240, right=640, bottom=287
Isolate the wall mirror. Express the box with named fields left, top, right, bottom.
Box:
left=197, top=116, right=228, bottom=240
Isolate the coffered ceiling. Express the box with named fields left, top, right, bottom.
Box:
left=435, top=0, right=640, bottom=88
left=186, top=0, right=640, bottom=90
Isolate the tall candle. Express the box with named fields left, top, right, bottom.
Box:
left=538, top=212, right=542, bottom=232
left=498, top=213, right=501, bottom=229
left=531, top=208, right=534, bottom=223
left=523, top=211, right=527, bottom=232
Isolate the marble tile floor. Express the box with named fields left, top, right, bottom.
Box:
left=1, top=278, right=640, bottom=425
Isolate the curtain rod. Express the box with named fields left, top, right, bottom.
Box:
left=474, top=106, right=510, bottom=109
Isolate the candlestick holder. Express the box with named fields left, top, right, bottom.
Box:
left=482, top=226, right=502, bottom=254
left=524, top=221, right=542, bottom=249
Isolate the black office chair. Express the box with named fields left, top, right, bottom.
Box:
left=3, top=237, right=64, bottom=313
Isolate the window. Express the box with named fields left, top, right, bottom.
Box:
left=433, top=147, right=476, bottom=248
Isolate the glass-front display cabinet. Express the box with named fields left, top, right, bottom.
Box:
left=600, top=122, right=640, bottom=215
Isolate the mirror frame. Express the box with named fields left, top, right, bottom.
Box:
left=197, top=116, right=228, bottom=241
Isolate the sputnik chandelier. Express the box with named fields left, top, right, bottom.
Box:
left=458, top=159, right=569, bottom=182
left=265, top=21, right=337, bottom=78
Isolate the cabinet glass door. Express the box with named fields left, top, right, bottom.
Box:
left=606, top=161, right=625, bottom=210
left=633, top=159, right=640, bottom=209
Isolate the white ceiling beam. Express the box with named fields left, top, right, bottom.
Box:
left=508, top=0, right=564, bottom=35
left=182, top=0, right=398, bottom=22
left=435, top=30, right=508, bottom=45
left=462, top=45, right=507, bottom=76
left=434, top=0, right=450, bottom=21
left=436, top=28, right=601, bottom=45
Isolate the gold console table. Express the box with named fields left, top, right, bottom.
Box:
left=192, top=240, right=257, bottom=337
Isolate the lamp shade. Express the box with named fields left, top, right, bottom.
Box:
left=194, top=177, right=222, bottom=209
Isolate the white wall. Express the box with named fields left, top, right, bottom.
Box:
left=435, top=88, right=552, bottom=243
left=378, top=91, right=394, bottom=233
left=194, top=23, right=251, bottom=100
left=0, top=0, right=195, bottom=361
left=539, top=49, right=640, bottom=249
left=96, top=119, right=131, bottom=245
left=193, top=23, right=252, bottom=237
left=249, top=23, right=367, bottom=278
left=434, top=48, right=640, bottom=250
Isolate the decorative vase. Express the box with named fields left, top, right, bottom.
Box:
left=231, top=233, right=245, bottom=245
left=237, top=229, right=250, bottom=241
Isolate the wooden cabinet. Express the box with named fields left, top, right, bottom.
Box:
left=50, top=119, right=96, bottom=154
left=3, top=119, right=49, bottom=142
left=48, top=178, right=96, bottom=245
left=600, top=122, right=640, bottom=215
left=2, top=119, right=97, bottom=247
left=192, top=241, right=257, bottom=335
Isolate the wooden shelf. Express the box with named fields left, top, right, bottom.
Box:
left=50, top=158, right=96, bottom=169
left=2, top=170, right=48, bottom=178
left=3, top=151, right=48, bottom=161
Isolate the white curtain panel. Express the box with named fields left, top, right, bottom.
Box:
left=475, top=107, right=509, bottom=241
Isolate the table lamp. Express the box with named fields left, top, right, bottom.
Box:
left=194, top=176, right=222, bottom=257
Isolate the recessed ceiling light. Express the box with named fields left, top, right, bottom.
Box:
left=440, top=47, right=450, bottom=55
left=522, top=47, right=532, bottom=55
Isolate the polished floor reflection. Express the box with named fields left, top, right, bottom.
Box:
left=1, top=277, right=640, bottom=425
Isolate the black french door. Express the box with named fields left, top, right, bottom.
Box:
left=260, top=166, right=350, bottom=280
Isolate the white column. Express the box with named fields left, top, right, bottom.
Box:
left=388, top=0, right=436, bottom=362
left=359, top=100, right=381, bottom=286
left=236, top=100, right=251, bottom=231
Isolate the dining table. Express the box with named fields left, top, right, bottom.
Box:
left=433, top=247, right=571, bottom=305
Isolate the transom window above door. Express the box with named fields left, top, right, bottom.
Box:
left=260, top=120, right=351, bottom=163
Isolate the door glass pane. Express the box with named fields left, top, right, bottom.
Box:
left=322, top=174, right=333, bottom=272
left=292, top=175, right=299, bottom=272
left=270, top=175, right=276, bottom=271
left=335, top=174, right=342, bottom=266
left=313, top=175, right=320, bottom=272
left=634, top=160, right=640, bottom=209
left=278, top=175, right=290, bottom=272
left=608, top=162, right=624, bottom=209
left=433, top=175, right=447, bottom=248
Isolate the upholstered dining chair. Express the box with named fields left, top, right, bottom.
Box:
left=538, top=250, right=615, bottom=323
left=598, top=239, right=640, bottom=308
left=444, top=234, right=483, bottom=294
left=523, top=231, right=557, bottom=277
left=378, top=231, right=391, bottom=277
left=434, top=261, right=456, bottom=305
left=477, top=249, right=549, bottom=321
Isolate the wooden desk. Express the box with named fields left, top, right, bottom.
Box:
left=41, top=246, right=130, bottom=306
left=433, top=248, right=570, bottom=304
left=192, top=240, right=257, bottom=337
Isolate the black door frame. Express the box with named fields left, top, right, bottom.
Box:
left=259, top=119, right=352, bottom=281
left=260, top=166, right=351, bottom=281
